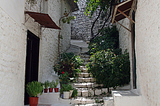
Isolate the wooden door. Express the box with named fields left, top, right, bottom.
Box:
left=24, top=31, right=40, bottom=105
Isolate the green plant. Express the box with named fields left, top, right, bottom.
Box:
left=61, top=84, right=73, bottom=92
left=88, top=26, right=119, bottom=55
left=44, top=80, right=50, bottom=89
left=59, top=72, right=70, bottom=84
left=53, top=52, right=83, bottom=80
left=86, top=49, right=130, bottom=90
left=26, top=81, right=43, bottom=97
left=50, top=79, right=59, bottom=88
left=71, top=88, right=78, bottom=98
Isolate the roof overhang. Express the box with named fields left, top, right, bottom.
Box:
left=25, top=11, right=61, bottom=30
left=66, top=0, right=79, bottom=12
left=111, top=0, right=134, bottom=24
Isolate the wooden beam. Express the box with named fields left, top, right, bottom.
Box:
left=117, top=8, right=135, bottom=23
left=115, top=20, right=131, bottom=32
left=116, top=8, right=131, bottom=17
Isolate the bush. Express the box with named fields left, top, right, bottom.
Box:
left=88, top=26, right=119, bottom=55
left=86, top=49, right=130, bottom=89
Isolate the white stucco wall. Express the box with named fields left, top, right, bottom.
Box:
left=25, top=0, right=72, bottom=83
left=0, top=0, right=26, bottom=105
left=37, top=0, right=71, bottom=83
left=0, top=0, right=72, bottom=105
left=135, top=0, right=160, bottom=105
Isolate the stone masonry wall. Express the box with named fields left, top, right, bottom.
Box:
left=71, top=0, right=105, bottom=41
left=135, top=0, right=160, bottom=105
left=0, top=3, right=26, bottom=106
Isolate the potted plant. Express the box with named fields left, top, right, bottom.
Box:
left=61, top=84, right=73, bottom=99
left=49, top=79, right=59, bottom=92
left=26, top=81, right=43, bottom=106
left=44, top=80, right=49, bottom=93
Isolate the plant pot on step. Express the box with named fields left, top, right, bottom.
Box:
left=26, top=81, right=43, bottom=106
left=49, top=88, right=53, bottom=92
left=63, top=91, right=70, bottom=99
left=29, top=97, right=39, bottom=106
left=54, top=88, right=59, bottom=92
left=44, top=89, right=48, bottom=93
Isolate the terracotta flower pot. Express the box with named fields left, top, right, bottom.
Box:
left=44, top=89, right=48, bottom=93
left=49, top=88, right=53, bottom=92
left=54, top=88, right=59, bottom=92
left=29, top=97, right=38, bottom=106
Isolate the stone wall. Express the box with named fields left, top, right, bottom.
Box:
left=0, top=1, right=26, bottom=105
left=71, top=0, right=104, bottom=41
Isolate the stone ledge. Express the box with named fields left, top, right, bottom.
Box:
left=112, top=90, right=142, bottom=106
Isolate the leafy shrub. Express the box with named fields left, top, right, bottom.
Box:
left=88, top=26, right=119, bottom=54
left=86, top=49, right=130, bottom=89
left=26, top=81, right=43, bottom=97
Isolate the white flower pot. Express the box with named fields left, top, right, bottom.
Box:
left=69, top=90, right=73, bottom=98
left=63, top=91, right=70, bottom=99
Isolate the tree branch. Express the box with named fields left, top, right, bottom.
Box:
left=91, top=9, right=102, bottom=38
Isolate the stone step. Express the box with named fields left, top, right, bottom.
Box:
left=80, top=66, right=88, bottom=72
left=81, top=57, right=90, bottom=62
left=71, top=97, right=95, bottom=105
left=83, top=62, right=88, bottom=66
left=103, top=97, right=114, bottom=106
left=77, top=78, right=95, bottom=83
left=78, top=72, right=91, bottom=78
left=80, top=55, right=90, bottom=58
left=76, top=88, right=108, bottom=97
left=74, top=83, right=104, bottom=88
left=73, top=103, right=103, bottom=106
left=74, top=83, right=94, bottom=88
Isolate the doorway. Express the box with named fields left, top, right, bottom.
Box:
left=24, top=31, right=40, bottom=105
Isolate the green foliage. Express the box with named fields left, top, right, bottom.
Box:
left=61, top=84, right=73, bottom=92
left=71, top=88, right=78, bottom=98
left=50, top=79, right=59, bottom=88
left=59, top=72, right=70, bottom=84
left=88, top=26, right=119, bottom=54
left=26, top=81, right=43, bottom=97
left=44, top=80, right=50, bottom=89
left=85, top=0, right=113, bottom=17
left=86, top=49, right=130, bottom=89
left=53, top=53, right=83, bottom=80
left=62, top=16, right=76, bottom=24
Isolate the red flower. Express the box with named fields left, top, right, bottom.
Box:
left=62, top=71, right=65, bottom=74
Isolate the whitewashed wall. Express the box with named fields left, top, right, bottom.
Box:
left=117, top=0, right=160, bottom=105
left=0, top=0, right=26, bottom=106
left=0, top=0, right=72, bottom=105
left=135, top=0, right=160, bottom=105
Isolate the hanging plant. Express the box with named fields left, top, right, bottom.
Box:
left=62, top=16, right=76, bottom=24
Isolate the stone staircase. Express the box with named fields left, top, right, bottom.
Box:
left=71, top=54, right=110, bottom=106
